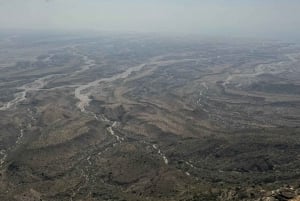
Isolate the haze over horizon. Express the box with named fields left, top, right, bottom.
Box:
left=1, top=1, right=300, bottom=201
left=0, top=0, right=299, bottom=40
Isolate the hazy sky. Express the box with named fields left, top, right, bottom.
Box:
left=0, top=0, right=299, bottom=39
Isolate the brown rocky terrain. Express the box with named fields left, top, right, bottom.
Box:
left=0, top=33, right=299, bottom=200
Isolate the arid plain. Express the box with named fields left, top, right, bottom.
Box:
left=0, top=33, right=300, bottom=201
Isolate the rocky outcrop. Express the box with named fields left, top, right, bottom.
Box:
left=218, top=185, right=300, bottom=201
left=260, top=186, right=300, bottom=201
